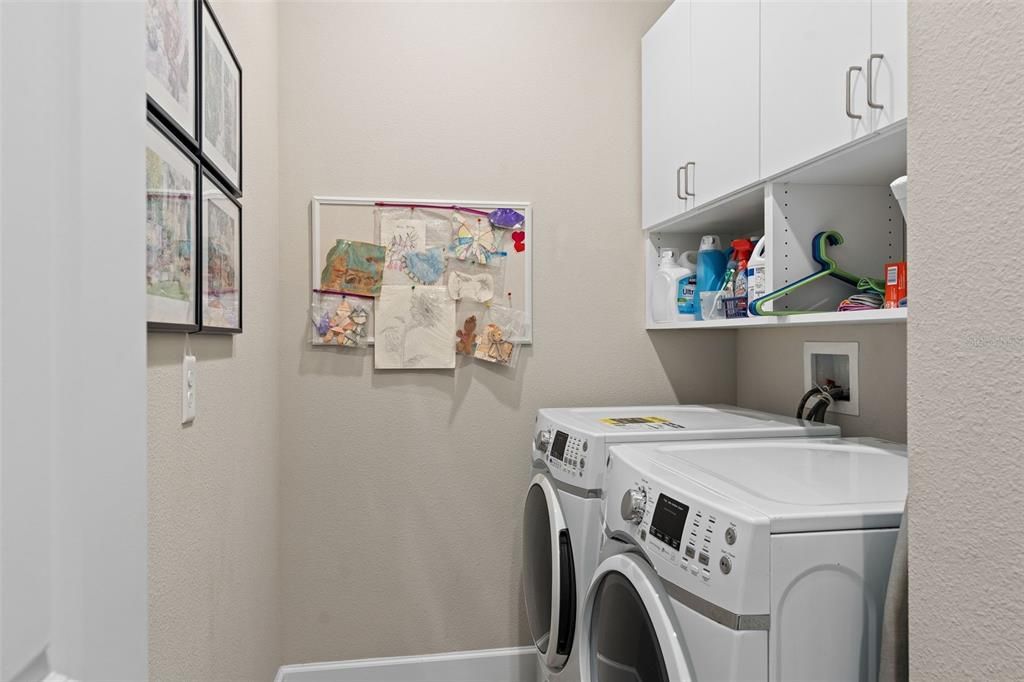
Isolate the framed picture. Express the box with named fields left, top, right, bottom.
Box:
left=145, top=0, right=199, bottom=145
left=199, top=172, right=242, bottom=333
left=147, top=114, right=200, bottom=332
left=200, top=0, right=242, bottom=196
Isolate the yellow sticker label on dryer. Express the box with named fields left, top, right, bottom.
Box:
left=599, top=416, right=686, bottom=431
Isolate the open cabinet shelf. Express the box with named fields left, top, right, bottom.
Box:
left=645, top=122, right=907, bottom=331
left=647, top=307, right=907, bottom=330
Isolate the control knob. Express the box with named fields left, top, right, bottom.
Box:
left=534, top=429, right=553, bottom=453
left=620, top=488, right=647, bottom=524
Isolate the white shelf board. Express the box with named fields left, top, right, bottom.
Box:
left=647, top=307, right=907, bottom=330
left=644, top=120, right=907, bottom=235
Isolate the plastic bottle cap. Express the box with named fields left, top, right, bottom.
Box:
left=699, top=235, right=721, bottom=251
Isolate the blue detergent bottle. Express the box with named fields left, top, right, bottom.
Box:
left=694, top=235, right=728, bottom=320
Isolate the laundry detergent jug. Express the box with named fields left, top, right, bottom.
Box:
left=694, top=235, right=727, bottom=320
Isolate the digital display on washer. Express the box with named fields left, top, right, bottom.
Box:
left=649, top=494, right=689, bottom=551
left=549, top=431, right=569, bottom=461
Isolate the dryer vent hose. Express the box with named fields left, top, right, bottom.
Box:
left=796, top=382, right=847, bottom=423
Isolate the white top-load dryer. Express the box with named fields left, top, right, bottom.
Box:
left=522, top=406, right=840, bottom=682
left=581, top=437, right=907, bottom=682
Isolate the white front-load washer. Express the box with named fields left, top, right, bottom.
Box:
left=521, top=406, right=840, bottom=682
left=581, top=437, right=907, bottom=682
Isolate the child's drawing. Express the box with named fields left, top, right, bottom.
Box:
left=455, top=315, right=477, bottom=355
left=311, top=293, right=372, bottom=348
left=473, top=305, right=525, bottom=368
left=449, top=213, right=503, bottom=265
left=474, top=324, right=514, bottom=364
left=380, top=218, right=427, bottom=276
left=375, top=286, right=455, bottom=369
left=320, top=239, right=385, bottom=297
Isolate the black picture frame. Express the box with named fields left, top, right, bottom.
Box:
left=199, top=0, right=242, bottom=197
left=145, top=0, right=201, bottom=150
left=146, top=112, right=202, bottom=333
left=198, top=171, right=243, bottom=334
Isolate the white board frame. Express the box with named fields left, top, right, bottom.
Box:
left=310, top=196, right=533, bottom=344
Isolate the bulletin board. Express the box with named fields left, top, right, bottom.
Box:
left=309, top=196, right=533, bottom=344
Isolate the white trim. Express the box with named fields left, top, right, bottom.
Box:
left=581, top=552, right=694, bottom=681
left=275, top=646, right=536, bottom=682
left=310, top=196, right=534, bottom=344
left=527, top=472, right=571, bottom=671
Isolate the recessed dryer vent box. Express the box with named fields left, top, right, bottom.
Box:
left=803, top=341, right=859, bottom=416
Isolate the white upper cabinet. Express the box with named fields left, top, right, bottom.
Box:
left=642, top=0, right=691, bottom=228
left=689, top=1, right=760, bottom=207
left=641, top=0, right=907, bottom=229
left=869, top=0, right=908, bottom=129
left=760, top=0, right=872, bottom=178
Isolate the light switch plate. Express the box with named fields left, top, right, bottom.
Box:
left=803, top=341, right=859, bottom=416
left=182, top=354, right=197, bottom=424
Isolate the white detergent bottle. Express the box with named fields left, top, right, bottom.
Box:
left=746, top=236, right=768, bottom=315
left=651, top=249, right=697, bottom=323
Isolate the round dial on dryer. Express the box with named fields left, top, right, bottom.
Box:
left=620, top=488, right=647, bottom=523
left=534, top=429, right=553, bottom=453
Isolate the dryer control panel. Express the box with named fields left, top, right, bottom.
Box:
left=533, top=414, right=605, bottom=489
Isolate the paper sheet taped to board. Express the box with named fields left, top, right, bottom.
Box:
left=598, top=416, right=687, bottom=431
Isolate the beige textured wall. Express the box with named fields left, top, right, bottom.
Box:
left=907, top=1, right=1024, bottom=677
left=736, top=325, right=907, bottom=442
left=276, top=0, right=738, bottom=665
left=147, top=2, right=281, bottom=679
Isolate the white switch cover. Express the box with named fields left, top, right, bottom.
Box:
left=182, top=354, right=197, bottom=424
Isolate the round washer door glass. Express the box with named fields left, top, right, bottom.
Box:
left=523, top=483, right=553, bottom=653
left=590, top=571, right=669, bottom=682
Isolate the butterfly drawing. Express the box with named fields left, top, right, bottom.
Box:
left=449, top=215, right=501, bottom=265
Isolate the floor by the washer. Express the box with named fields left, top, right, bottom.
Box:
left=274, top=646, right=538, bottom=682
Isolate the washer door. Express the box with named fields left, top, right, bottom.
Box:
left=581, top=551, right=693, bottom=682
left=522, top=472, right=577, bottom=670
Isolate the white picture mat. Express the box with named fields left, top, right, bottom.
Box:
left=146, top=121, right=197, bottom=326
left=201, top=9, right=241, bottom=185
left=310, top=196, right=533, bottom=344
left=200, top=176, right=240, bottom=328
left=146, top=0, right=195, bottom=136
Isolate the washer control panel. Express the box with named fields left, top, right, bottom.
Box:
left=603, top=448, right=773, bottom=615
left=625, top=477, right=740, bottom=587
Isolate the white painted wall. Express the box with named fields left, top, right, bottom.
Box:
left=907, top=1, right=1024, bottom=677
left=146, top=2, right=283, bottom=680
left=0, top=2, right=148, bottom=681
left=276, top=0, right=739, bottom=666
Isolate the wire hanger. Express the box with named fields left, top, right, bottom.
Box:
left=750, top=230, right=866, bottom=316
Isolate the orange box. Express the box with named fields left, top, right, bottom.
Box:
left=884, top=262, right=907, bottom=309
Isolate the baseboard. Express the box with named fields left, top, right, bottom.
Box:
left=275, top=646, right=537, bottom=682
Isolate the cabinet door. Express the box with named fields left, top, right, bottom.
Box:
left=642, top=0, right=691, bottom=228
left=690, top=1, right=760, bottom=206
left=869, top=0, right=907, bottom=129
left=760, top=0, right=872, bottom=178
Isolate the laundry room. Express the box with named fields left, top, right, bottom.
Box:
left=1, top=1, right=1021, bottom=682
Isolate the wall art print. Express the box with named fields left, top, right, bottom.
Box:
left=147, top=118, right=199, bottom=331
left=320, top=239, right=385, bottom=297
left=200, top=0, right=241, bottom=194
left=200, top=173, right=241, bottom=332
left=146, top=0, right=196, bottom=140
left=375, top=285, right=456, bottom=369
